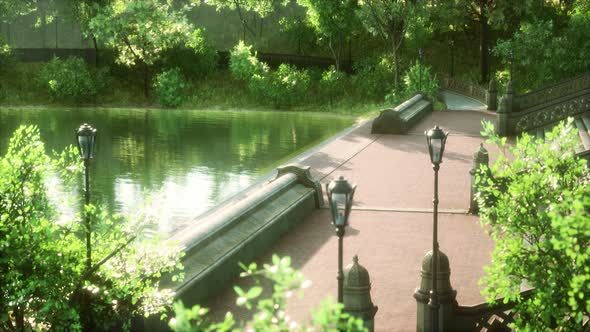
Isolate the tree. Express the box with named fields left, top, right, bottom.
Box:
left=202, top=0, right=288, bottom=41
left=356, top=0, right=427, bottom=88
left=169, top=255, right=367, bottom=331
left=0, top=0, right=37, bottom=22
left=0, top=125, right=184, bottom=331
left=297, top=0, right=360, bottom=71
left=476, top=119, right=590, bottom=331
left=493, top=1, right=590, bottom=91
left=67, top=0, right=113, bottom=66
left=89, top=0, right=206, bottom=97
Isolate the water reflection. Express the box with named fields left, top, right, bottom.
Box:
left=0, top=108, right=352, bottom=234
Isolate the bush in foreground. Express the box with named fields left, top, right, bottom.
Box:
left=0, top=125, right=184, bottom=331
left=169, top=255, right=367, bottom=331
left=477, top=119, right=590, bottom=331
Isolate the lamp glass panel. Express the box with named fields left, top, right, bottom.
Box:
left=78, top=135, right=90, bottom=159
left=431, top=138, right=442, bottom=163
left=332, top=192, right=347, bottom=225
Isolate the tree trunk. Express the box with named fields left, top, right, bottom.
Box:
left=392, top=38, right=400, bottom=90
left=143, top=62, right=150, bottom=98
left=92, top=35, right=99, bottom=67
left=479, top=1, right=490, bottom=84
left=328, top=37, right=340, bottom=71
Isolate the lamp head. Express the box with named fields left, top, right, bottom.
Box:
left=425, top=125, right=449, bottom=165
left=76, top=123, right=97, bottom=161
left=326, top=176, right=356, bottom=228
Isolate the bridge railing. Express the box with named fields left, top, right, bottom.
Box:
left=438, top=74, right=497, bottom=111
left=450, top=289, right=534, bottom=331
left=497, top=72, right=590, bottom=136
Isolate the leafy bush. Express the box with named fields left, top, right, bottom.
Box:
left=169, top=255, right=367, bottom=331
left=229, top=41, right=268, bottom=81
left=38, top=56, right=99, bottom=103
left=0, top=125, right=184, bottom=331
left=352, top=55, right=395, bottom=101
left=477, top=119, right=590, bottom=331
left=319, top=66, right=347, bottom=105
left=153, top=67, right=188, bottom=107
left=249, top=63, right=311, bottom=108
left=163, top=30, right=218, bottom=79
left=402, top=61, right=439, bottom=101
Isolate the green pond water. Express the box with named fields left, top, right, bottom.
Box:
left=0, top=108, right=353, bottom=234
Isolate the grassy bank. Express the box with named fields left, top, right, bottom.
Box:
left=0, top=62, right=387, bottom=119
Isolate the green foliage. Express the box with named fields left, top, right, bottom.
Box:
left=278, top=15, right=318, bottom=55
left=352, top=55, right=395, bottom=101
left=90, top=0, right=199, bottom=68
left=89, top=0, right=209, bottom=96
left=153, top=67, right=188, bottom=108
left=319, top=65, right=347, bottom=105
left=201, top=0, right=288, bottom=40
left=250, top=63, right=311, bottom=108
left=0, top=0, right=37, bottom=22
left=162, top=37, right=218, bottom=79
left=402, top=61, right=439, bottom=101
left=169, top=255, right=367, bottom=331
left=477, top=119, right=590, bottom=331
left=297, top=0, right=360, bottom=71
left=356, top=0, right=428, bottom=87
left=0, top=125, right=184, bottom=331
left=494, top=3, right=590, bottom=92
left=230, top=42, right=311, bottom=108
left=229, top=41, right=269, bottom=82
left=38, top=56, right=99, bottom=103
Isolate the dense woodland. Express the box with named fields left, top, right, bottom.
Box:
left=0, top=0, right=589, bottom=111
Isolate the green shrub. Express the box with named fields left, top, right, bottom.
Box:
left=319, top=66, right=347, bottom=105
left=229, top=41, right=268, bottom=81
left=477, top=119, right=590, bottom=331
left=402, top=61, right=439, bottom=101
left=163, top=31, right=218, bottom=79
left=38, top=56, right=98, bottom=103
left=169, top=255, right=367, bottom=331
left=153, top=67, right=188, bottom=107
left=352, top=55, right=395, bottom=101
left=249, top=63, right=311, bottom=108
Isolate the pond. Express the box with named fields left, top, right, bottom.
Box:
left=0, top=108, right=353, bottom=234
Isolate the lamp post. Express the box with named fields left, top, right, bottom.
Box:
left=76, top=123, right=97, bottom=271
left=425, top=125, right=449, bottom=332
left=448, top=39, right=455, bottom=78
left=326, top=176, right=356, bottom=303
left=418, top=48, right=424, bottom=92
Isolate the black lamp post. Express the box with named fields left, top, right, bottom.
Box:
left=418, top=48, right=424, bottom=92
left=425, top=125, right=448, bottom=332
left=76, top=123, right=97, bottom=271
left=449, top=39, right=455, bottom=78
left=326, top=176, right=356, bottom=304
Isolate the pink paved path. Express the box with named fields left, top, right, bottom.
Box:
left=204, top=110, right=500, bottom=331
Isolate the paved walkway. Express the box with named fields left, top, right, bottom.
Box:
left=203, top=103, right=499, bottom=331
left=440, top=89, right=488, bottom=111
